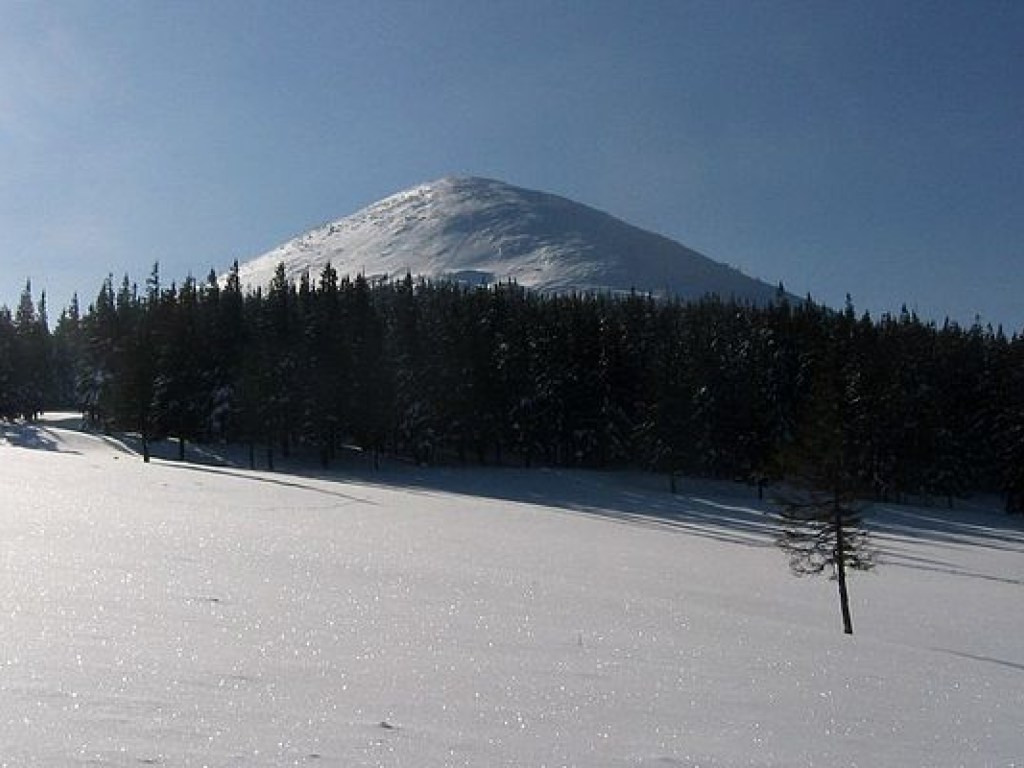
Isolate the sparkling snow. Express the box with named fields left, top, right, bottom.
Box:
left=2, top=416, right=1022, bottom=766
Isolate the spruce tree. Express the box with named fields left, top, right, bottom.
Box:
left=774, top=332, right=875, bottom=635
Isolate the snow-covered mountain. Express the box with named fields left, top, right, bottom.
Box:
left=236, top=176, right=784, bottom=302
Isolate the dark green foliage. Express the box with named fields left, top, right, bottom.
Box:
left=0, top=307, right=17, bottom=419
left=773, top=340, right=877, bottom=636
left=776, top=488, right=874, bottom=634
left=777, top=493, right=874, bottom=576
left=0, top=281, right=52, bottom=420
left=2, top=268, right=1023, bottom=510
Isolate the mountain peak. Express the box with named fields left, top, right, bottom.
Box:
left=235, top=177, right=782, bottom=303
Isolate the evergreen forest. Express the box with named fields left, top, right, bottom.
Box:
left=2, top=262, right=1023, bottom=512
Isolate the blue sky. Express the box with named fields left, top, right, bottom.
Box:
left=2, top=0, right=1022, bottom=329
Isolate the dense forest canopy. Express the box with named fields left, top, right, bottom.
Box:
left=2, top=263, right=1023, bottom=510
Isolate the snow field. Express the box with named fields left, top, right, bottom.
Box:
left=1, top=419, right=1022, bottom=766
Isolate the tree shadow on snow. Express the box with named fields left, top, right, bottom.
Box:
left=932, top=648, right=1024, bottom=673
left=126, top=451, right=779, bottom=548
left=870, top=505, right=1024, bottom=553
left=322, top=464, right=783, bottom=549
left=30, top=413, right=1024, bottom=579
left=155, top=460, right=380, bottom=507
left=308, top=462, right=1024, bottom=588
left=121, top=439, right=1024, bottom=570
left=0, top=422, right=79, bottom=454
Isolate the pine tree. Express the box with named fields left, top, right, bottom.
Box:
left=12, top=280, right=50, bottom=420
left=50, top=294, right=84, bottom=408
left=635, top=300, right=692, bottom=488
left=774, top=322, right=876, bottom=635
left=347, top=273, right=389, bottom=466
left=776, top=488, right=874, bottom=634
left=0, top=306, right=16, bottom=420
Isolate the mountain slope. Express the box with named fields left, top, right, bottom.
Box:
left=236, top=176, right=783, bottom=303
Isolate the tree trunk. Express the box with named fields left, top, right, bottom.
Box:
left=834, top=506, right=854, bottom=635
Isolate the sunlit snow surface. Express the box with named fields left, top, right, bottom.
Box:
left=234, top=176, right=783, bottom=305
left=2, top=416, right=1023, bottom=766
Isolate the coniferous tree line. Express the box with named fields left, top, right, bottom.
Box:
left=2, top=262, right=1024, bottom=511
left=0, top=280, right=55, bottom=422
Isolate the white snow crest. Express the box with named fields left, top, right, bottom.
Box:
left=234, top=176, right=784, bottom=303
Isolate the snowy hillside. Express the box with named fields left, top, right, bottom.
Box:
left=235, top=177, right=784, bottom=303
left=3, top=415, right=1023, bottom=766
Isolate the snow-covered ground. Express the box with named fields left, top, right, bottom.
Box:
left=2, top=416, right=1022, bottom=766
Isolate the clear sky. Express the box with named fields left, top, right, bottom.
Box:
left=2, top=0, right=1022, bottom=329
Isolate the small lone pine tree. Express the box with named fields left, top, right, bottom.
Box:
left=775, top=329, right=875, bottom=635
left=776, top=487, right=874, bottom=634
